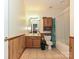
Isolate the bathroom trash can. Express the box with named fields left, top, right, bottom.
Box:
left=41, top=39, right=47, bottom=50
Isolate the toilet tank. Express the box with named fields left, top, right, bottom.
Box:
left=44, top=35, right=51, bottom=41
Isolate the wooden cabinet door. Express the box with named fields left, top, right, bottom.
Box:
left=13, top=38, right=19, bottom=59
left=43, top=17, right=52, bottom=31
left=43, top=17, right=48, bottom=27
left=33, top=39, right=41, bottom=48
left=9, top=40, right=13, bottom=59
left=32, top=37, right=41, bottom=48
left=26, top=37, right=32, bottom=48
left=26, top=36, right=41, bottom=48
left=48, top=18, right=52, bottom=27
left=8, top=35, right=25, bottom=59
left=19, top=37, right=23, bottom=56
left=69, top=37, right=74, bottom=59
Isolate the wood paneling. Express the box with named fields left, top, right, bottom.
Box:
left=8, top=34, right=25, bottom=59
left=69, top=36, right=74, bottom=59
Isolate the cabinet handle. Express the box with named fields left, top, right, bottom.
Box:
left=4, top=37, right=8, bottom=41
left=70, top=46, right=72, bottom=49
left=69, top=46, right=72, bottom=52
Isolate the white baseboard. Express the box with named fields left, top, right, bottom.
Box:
left=56, top=41, right=69, bottom=59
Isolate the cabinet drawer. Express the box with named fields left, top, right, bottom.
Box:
left=33, top=39, right=41, bottom=48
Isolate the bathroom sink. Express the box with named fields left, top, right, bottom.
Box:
left=25, top=33, right=41, bottom=36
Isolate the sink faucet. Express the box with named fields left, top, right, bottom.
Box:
left=37, top=30, right=40, bottom=35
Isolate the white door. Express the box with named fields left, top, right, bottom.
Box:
left=4, top=0, right=9, bottom=59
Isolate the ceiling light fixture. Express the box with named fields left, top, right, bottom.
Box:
left=49, top=6, right=53, bottom=8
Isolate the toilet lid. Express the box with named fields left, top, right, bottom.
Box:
left=44, top=36, right=51, bottom=41
left=46, top=41, right=53, bottom=45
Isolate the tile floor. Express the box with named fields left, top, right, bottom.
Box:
left=20, top=48, right=68, bottom=59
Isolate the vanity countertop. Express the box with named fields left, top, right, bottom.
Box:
left=25, top=33, right=41, bottom=36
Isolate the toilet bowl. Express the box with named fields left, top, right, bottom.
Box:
left=44, top=35, right=53, bottom=50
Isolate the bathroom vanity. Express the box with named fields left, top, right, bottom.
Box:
left=25, top=34, right=41, bottom=48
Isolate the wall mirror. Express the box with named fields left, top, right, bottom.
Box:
left=27, top=16, right=40, bottom=33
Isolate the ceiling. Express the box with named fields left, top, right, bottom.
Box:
left=24, top=0, right=70, bottom=16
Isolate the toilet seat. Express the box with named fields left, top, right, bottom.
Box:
left=44, top=35, right=53, bottom=50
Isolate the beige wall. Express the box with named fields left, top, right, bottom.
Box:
left=4, top=0, right=9, bottom=38
left=56, top=7, right=70, bottom=45
left=8, top=0, right=25, bottom=38
left=56, top=7, right=70, bottom=58
left=56, top=0, right=74, bottom=58
left=4, top=0, right=25, bottom=59
left=70, top=0, right=74, bottom=36
left=39, top=18, right=43, bottom=33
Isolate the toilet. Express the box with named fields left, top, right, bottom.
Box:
left=44, top=35, right=53, bottom=50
